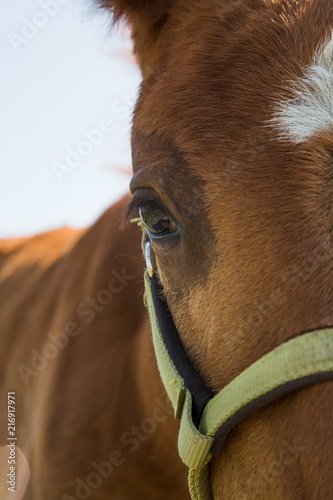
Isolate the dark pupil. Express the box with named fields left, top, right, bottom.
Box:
left=141, top=207, right=173, bottom=234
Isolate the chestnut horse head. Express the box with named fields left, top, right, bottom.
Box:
left=101, top=0, right=333, bottom=497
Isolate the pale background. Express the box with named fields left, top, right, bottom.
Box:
left=0, top=0, right=141, bottom=237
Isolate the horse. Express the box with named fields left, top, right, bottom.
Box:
left=1, top=0, right=333, bottom=498
left=0, top=198, right=190, bottom=499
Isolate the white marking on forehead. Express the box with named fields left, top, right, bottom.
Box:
left=272, top=31, right=333, bottom=143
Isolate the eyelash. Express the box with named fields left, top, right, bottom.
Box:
left=124, top=197, right=159, bottom=223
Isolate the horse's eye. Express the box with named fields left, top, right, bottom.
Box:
left=139, top=206, right=178, bottom=236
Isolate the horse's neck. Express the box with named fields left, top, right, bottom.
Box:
left=210, top=381, right=333, bottom=498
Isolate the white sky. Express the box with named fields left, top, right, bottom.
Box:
left=0, top=0, right=141, bottom=237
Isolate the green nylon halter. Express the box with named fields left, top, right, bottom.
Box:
left=143, top=269, right=333, bottom=500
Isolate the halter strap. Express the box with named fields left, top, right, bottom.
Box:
left=143, top=270, right=333, bottom=500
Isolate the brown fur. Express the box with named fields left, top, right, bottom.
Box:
left=0, top=198, right=189, bottom=499
left=1, top=0, right=333, bottom=498
left=109, top=0, right=333, bottom=497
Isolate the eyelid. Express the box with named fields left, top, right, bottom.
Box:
left=133, top=189, right=166, bottom=207
left=124, top=188, right=184, bottom=238
left=126, top=189, right=171, bottom=220
left=124, top=196, right=153, bottom=224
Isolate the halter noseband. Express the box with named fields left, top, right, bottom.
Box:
left=142, top=235, right=333, bottom=500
